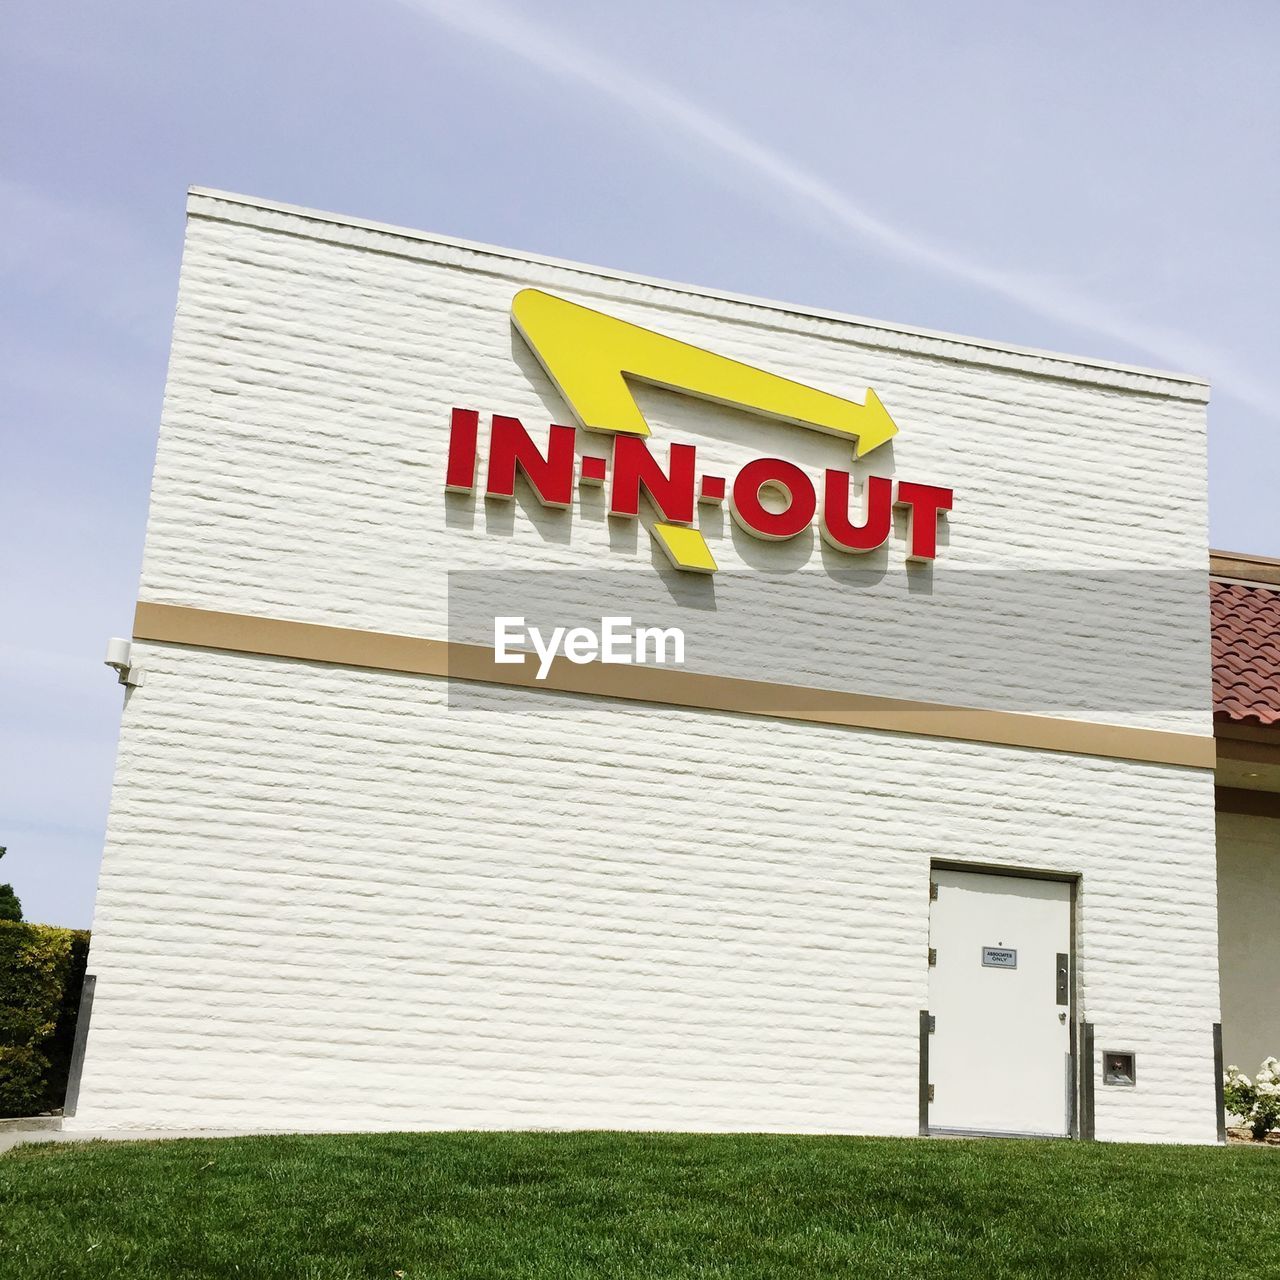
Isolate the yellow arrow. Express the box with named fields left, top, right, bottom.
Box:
left=651, top=522, right=718, bottom=574
left=511, top=289, right=898, bottom=458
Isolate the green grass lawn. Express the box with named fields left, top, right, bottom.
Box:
left=1, top=1131, right=1276, bottom=1279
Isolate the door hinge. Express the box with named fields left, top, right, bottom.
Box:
left=929, top=881, right=938, bottom=901
left=928, top=1084, right=935, bottom=1103
left=927, top=1014, right=936, bottom=1034
left=928, top=947, right=937, bottom=967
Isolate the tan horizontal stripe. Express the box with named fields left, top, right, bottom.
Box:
left=1210, top=549, right=1280, bottom=587
left=133, top=602, right=1216, bottom=769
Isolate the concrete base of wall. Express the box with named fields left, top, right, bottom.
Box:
left=0, top=1116, right=62, bottom=1133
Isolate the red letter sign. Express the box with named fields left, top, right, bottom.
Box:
left=895, top=481, right=953, bottom=561
left=445, top=408, right=479, bottom=492
left=730, top=458, right=817, bottom=540
left=610, top=437, right=697, bottom=523
left=821, top=471, right=893, bottom=552
left=485, top=416, right=576, bottom=508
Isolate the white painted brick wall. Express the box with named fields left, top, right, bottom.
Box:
left=137, top=192, right=1213, bottom=729
left=71, top=191, right=1221, bottom=1140
left=74, top=644, right=1219, bottom=1139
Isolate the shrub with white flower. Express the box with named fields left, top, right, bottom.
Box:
left=1224, top=1057, right=1280, bottom=1140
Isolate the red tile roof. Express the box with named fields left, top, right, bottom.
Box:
left=1212, top=579, right=1280, bottom=726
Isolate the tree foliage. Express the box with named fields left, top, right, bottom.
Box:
left=0, top=921, right=90, bottom=1116
left=0, top=847, right=22, bottom=923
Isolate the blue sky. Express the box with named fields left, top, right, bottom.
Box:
left=3, top=0, right=1277, bottom=927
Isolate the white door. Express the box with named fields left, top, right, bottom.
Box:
left=927, top=868, right=1073, bottom=1136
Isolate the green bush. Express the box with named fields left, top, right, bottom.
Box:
left=0, top=921, right=90, bottom=1117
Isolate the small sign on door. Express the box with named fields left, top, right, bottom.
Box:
left=982, top=946, right=1017, bottom=969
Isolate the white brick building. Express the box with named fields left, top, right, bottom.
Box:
left=66, top=189, right=1278, bottom=1143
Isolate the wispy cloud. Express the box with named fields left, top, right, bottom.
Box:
left=393, top=0, right=1274, bottom=415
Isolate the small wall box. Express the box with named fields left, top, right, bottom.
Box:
left=1103, top=1051, right=1136, bottom=1086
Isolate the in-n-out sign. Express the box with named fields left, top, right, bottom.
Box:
left=445, top=290, right=953, bottom=573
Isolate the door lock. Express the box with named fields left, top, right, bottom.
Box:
left=1055, top=952, right=1070, bottom=1006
